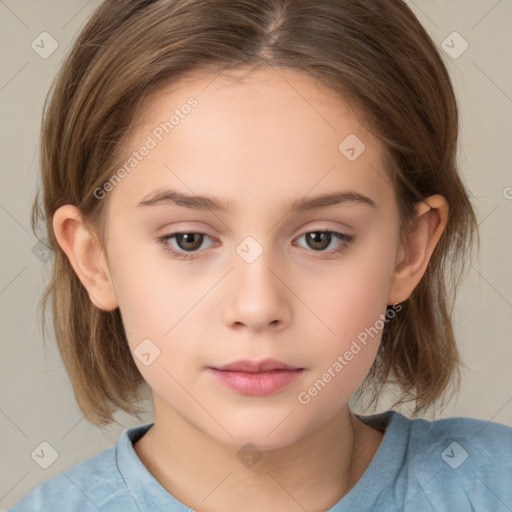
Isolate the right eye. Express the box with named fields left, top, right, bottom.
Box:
left=155, top=232, right=217, bottom=260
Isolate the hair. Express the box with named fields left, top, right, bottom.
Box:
left=32, top=0, right=479, bottom=427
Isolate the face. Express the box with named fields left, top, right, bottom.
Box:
left=102, top=66, right=402, bottom=449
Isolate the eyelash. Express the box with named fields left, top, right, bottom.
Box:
left=154, top=230, right=354, bottom=260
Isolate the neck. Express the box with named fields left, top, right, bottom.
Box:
left=134, top=398, right=383, bottom=512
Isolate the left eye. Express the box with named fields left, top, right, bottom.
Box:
left=156, top=230, right=353, bottom=260
left=295, top=231, right=352, bottom=252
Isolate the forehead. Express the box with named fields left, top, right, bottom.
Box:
left=109, top=66, right=394, bottom=215
left=139, top=65, right=367, bottom=131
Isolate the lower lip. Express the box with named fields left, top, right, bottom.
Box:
left=207, top=368, right=303, bottom=395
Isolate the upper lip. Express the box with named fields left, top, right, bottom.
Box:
left=209, top=358, right=302, bottom=373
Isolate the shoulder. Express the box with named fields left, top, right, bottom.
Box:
left=7, top=443, right=136, bottom=512
left=395, top=412, right=512, bottom=510
left=405, top=413, right=512, bottom=467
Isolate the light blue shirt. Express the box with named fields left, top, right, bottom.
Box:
left=8, top=410, right=512, bottom=511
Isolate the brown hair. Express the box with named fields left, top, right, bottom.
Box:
left=32, top=0, right=479, bottom=426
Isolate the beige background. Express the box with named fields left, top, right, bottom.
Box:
left=1, top=0, right=511, bottom=509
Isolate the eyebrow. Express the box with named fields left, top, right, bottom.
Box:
left=137, top=188, right=376, bottom=213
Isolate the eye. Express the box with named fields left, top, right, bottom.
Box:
left=294, top=230, right=353, bottom=255
left=155, top=229, right=354, bottom=261
left=155, top=232, right=217, bottom=260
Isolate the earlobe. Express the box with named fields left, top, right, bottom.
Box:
left=52, top=205, right=119, bottom=311
left=387, top=194, right=449, bottom=305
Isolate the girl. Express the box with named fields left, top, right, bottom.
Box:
left=9, top=0, right=512, bottom=511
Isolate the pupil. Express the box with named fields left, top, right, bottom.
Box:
left=308, top=232, right=330, bottom=250
left=179, top=233, right=201, bottom=250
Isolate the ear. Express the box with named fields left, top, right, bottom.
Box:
left=52, top=205, right=119, bottom=311
left=387, top=194, right=448, bottom=305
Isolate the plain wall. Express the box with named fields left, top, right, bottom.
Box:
left=1, top=0, right=511, bottom=509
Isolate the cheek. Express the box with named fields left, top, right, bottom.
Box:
left=293, top=280, right=389, bottom=418
left=302, top=240, right=396, bottom=370
left=107, top=237, right=207, bottom=369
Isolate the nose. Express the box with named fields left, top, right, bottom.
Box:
left=222, top=250, right=292, bottom=333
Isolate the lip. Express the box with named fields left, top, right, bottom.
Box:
left=207, top=358, right=304, bottom=395
left=210, top=358, right=301, bottom=373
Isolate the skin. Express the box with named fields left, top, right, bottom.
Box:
left=53, top=66, right=448, bottom=511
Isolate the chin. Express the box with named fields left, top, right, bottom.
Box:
left=208, top=416, right=308, bottom=452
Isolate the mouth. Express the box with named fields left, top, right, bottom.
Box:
left=206, top=358, right=304, bottom=395
left=209, top=358, right=302, bottom=373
